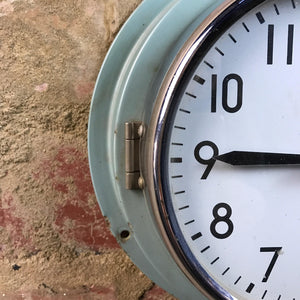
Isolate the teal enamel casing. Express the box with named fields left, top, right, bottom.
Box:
left=88, top=1, right=224, bottom=299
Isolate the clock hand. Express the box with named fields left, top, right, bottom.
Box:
left=214, top=151, right=300, bottom=166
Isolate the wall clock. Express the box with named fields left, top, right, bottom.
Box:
left=88, top=0, right=300, bottom=298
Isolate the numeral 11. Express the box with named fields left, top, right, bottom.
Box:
left=267, top=24, right=294, bottom=65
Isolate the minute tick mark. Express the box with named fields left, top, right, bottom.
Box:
left=185, top=92, right=196, bottom=99
left=291, top=0, right=296, bottom=9
left=179, top=108, right=191, bottom=114
left=222, top=267, right=230, bottom=275
left=201, top=246, right=210, bottom=253
left=211, top=257, right=219, bottom=265
left=242, top=22, right=250, bottom=32
left=171, top=175, right=183, bottom=179
left=234, top=276, right=241, bottom=285
left=228, top=33, right=237, bottom=43
left=215, top=47, right=224, bottom=56
left=174, top=190, right=185, bottom=195
left=204, top=61, right=214, bottom=69
left=184, top=220, right=194, bottom=225
left=179, top=205, right=189, bottom=210
left=174, top=126, right=186, bottom=130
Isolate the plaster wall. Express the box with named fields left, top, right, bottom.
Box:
left=0, top=1, right=176, bottom=299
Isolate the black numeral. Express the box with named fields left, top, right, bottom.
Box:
left=211, top=74, right=243, bottom=113
left=267, top=24, right=294, bottom=65
left=210, top=203, right=234, bottom=239
left=267, top=24, right=274, bottom=64
left=260, top=247, right=282, bottom=282
left=194, top=141, right=218, bottom=179
left=287, top=24, right=294, bottom=65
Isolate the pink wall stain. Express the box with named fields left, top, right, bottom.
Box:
left=34, top=83, right=49, bottom=92
left=0, top=1, right=14, bottom=17
left=0, top=193, right=30, bottom=254
left=89, top=286, right=117, bottom=300
left=15, top=285, right=117, bottom=300
left=74, top=81, right=95, bottom=99
left=37, top=147, right=119, bottom=250
left=142, top=285, right=171, bottom=300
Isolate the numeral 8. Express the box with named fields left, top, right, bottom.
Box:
left=210, top=203, right=234, bottom=239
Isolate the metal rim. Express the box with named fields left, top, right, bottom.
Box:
left=143, top=0, right=266, bottom=298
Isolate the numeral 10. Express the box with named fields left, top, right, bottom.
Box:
left=211, top=73, right=243, bottom=113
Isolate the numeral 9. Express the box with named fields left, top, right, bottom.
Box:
left=194, top=141, right=219, bottom=179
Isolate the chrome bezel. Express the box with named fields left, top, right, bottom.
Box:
left=144, top=0, right=266, bottom=299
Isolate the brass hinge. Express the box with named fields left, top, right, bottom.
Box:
left=125, top=121, right=145, bottom=190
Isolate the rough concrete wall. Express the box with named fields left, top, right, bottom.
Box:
left=0, top=1, right=176, bottom=299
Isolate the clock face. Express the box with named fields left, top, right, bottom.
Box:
left=157, top=0, right=300, bottom=299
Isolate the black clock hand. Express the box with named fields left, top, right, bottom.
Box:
left=214, top=151, right=300, bottom=166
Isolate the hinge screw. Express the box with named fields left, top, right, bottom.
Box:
left=138, top=124, right=145, bottom=138
left=138, top=176, right=145, bottom=189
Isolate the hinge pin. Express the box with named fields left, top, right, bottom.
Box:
left=125, top=122, right=145, bottom=190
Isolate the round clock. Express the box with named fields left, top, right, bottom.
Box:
left=88, top=0, right=300, bottom=299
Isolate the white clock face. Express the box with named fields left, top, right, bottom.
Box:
left=161, top=0, right=300, bottom=299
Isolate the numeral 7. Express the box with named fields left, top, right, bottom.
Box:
left=260, top=247, right=282, bottom=282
